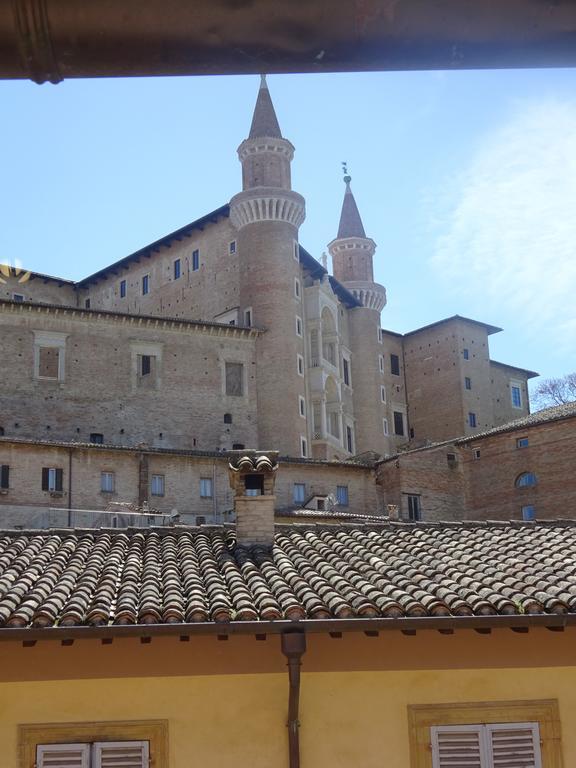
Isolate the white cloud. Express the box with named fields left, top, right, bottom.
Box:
left=432, top=99, right=576, bottom=356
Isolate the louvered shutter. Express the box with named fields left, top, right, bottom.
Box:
left=36, top=743, right=90, bottom=768
left=92, top=741, right=149, bottom=768
left=486, top=723, right=541, bottom=768
left=0, top=464, right=9, bottom=488
left=42, top=467, right=50, bottom=491
left=55, top=468, right=64, bottom=491
left=431, top=725, right=484, bottom=767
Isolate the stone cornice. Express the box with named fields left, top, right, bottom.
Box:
left=0, top=299, right=262, bottom=339
left=230, top=189, right=305, bottom=229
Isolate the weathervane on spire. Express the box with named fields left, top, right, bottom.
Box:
left=342, top=161, right=351, bottom=184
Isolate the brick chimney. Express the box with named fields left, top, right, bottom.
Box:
left=228, top=451, right=279, bottom=546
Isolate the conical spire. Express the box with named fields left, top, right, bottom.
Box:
left=337, top=175, right=366, bottom=239
left=249, top=74, right=282, bottom=139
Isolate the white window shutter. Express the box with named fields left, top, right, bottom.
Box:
left=92, top=741, right=149, bottom=768
left=36, top=743, right=90, bottom=768
left=486, top=723, right=542, bottom=768
left=431, top=725, right=484, bottom=767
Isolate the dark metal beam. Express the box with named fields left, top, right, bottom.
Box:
left=2, top=0, right=576, bottom=85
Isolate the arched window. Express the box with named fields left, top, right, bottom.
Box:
left=224, top=413, right=232, bottom=424
left=516, top=472, right=537, bottom=488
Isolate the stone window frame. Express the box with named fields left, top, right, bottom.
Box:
left=294, top=277, right=301, bottom=300
left=383, top=417, right=389, bottom=436
left=18, top=720, right=168, bottom=768
left=295, top=315, right=303, bottom=337
left=33, top=331, right=68, bottom=383
left=378, top=354, right=384, bottom=374
left=407, top=699, right=561, bottom=768
left=293, top=240, right=300, bottom=261
left=12, top=292, right=25, bottom=302
left=299, top=395, right=306, bottom=419
left=380, top=385, right=386, bottom=403
left=297, top=354, right=305, bottom=377
left=222, top=359, right=247, bottom=399
left=131, top=342, right=163, bottom=391
left=300, top=436, right=308, bottom=458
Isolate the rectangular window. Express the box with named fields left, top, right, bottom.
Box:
left=469, top=412, right=477, bottom=428
left=297, top=354, right=304, bottom=376
left=42, top=467, right=63, bottom=492
left=139, top=354, right=152, bottom=377
left=379, top=355, right=384, bottom=373
left=200, top=477, right=213, bottom=498
left=0, top=465, right=9, bottom=489
left=294, top=278, right=301, bottom=299
left=383, top=418, right=389, bottom=436
left=293, top=483, right=306, bottom=504
left=474, top=448, right=481, bottom=459
left=174, top=258, right=181, bottom=279
left=390, top=354, right=400, bottom=376
left=225, top=362, right=244, bottom=396
left=12, top=293, right=25, bottom=302
left=142, top=274, right=149, bottom=295
left=336, top=485, right=349, bottom=506
left=431, top=722, right=541, bottom=768
left=36, top=741, right=150, bottom=767
left=465, top=376, right=472, bottom=390
left=511, top=382, right=523, bottom=409
left=84, top=298, right=91, bottom=309
left=151, top=474, right=165, bottom=497
left=522, top=505, right=535, bottom=520
left=300, top=437, right=308, bottom=458
left=244, top=308, right=252, bottom=327
left=407, top=494, right=421, bottom=521
left=38, top=347, right=60, bottom=380
left=463, top=348, right=469, bottom=360
left=192, top=249, right=199, bottom=271
left=378, top=328, right=383, bottom=343
left=120, top=279, right=127, bottom=298
left=517, top=437, right=529, bottom=448
left=294, top=241, right=299, bottom=261
left=380, top=385, right=386, bottom=403
left=299, top=396, right=306, bottom=418
left=343, top=358, right=350, bottom=386
left=295, top=316, right=303, bottom=337
left=101, top=472, right=115, bottom=493
left=229, top=240, right=236, bottom=255
left=393, top=411, right=405, bottom=436
left=90, top=433, right=104, bottom=444
left=346, top=425, right=353, bottom=453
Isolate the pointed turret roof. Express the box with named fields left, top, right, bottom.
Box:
left=337, top=177, right=366, bottom=239
left=249, top=74, right=282, bottom=139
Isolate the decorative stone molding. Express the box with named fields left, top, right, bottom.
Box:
left=327, top=236, right=376, bottom=259
left=230, top=189, right=306, bottom=229
left=237, top=137, right=295, bottom=163
left=343, top=280, right=387, bottom=311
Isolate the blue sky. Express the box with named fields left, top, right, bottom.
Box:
left=1, top=69, right=575, bottom=385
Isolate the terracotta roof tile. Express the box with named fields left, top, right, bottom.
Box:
left=0, top=522, right=574, bottom=629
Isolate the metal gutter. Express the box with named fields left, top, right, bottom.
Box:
left=0, top=614, right=574, bottom=642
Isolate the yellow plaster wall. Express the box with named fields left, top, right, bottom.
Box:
left=3, top=664, right=576, bottom=767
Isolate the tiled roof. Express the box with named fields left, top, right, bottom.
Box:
left=0, top=521, right=575, bottom=630
left=456, top=401, right=576, bottom=444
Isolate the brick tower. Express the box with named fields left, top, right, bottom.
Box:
left=328, top=175, right=391, bottom=455
left=230, top=76, right=308, bottom=457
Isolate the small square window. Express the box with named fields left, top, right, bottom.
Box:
left=12, top=293, right=25, bottom=302
left=473, top=448, right=481, bottom=459
left=468, top=412, right=477, bottom=428
left=299, top=396, right=306, bottom=418
left=293, top=483, right=305, bottom=504
left=142, top=275, right=150, bottom=295
left=174, top=258, right=181, bottom=279
left=90, top=433, right=104, bottom=444
left=200, top=477, right=213, bottom=498
left=390, top=354, right=400, bottom=376
left=463, top=348, right=469, bottom=360
left=465, top=376, right=472, bottom=390
left=296, top=316, right=303, bottom=337
left=517, top=437, right=529, bottom=448
left=229, top=241, right=237, bottom=255
left=101, top=471, right=115, bottom=493
left=297, top=354, right=304, bottom=376
left=192, top=249, right=199, bottom=271
left=336, top=485, right=349, bottom=506
left=151, top=474, right=165, bottom=497
left=120, top=279, right=127, bottom=298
